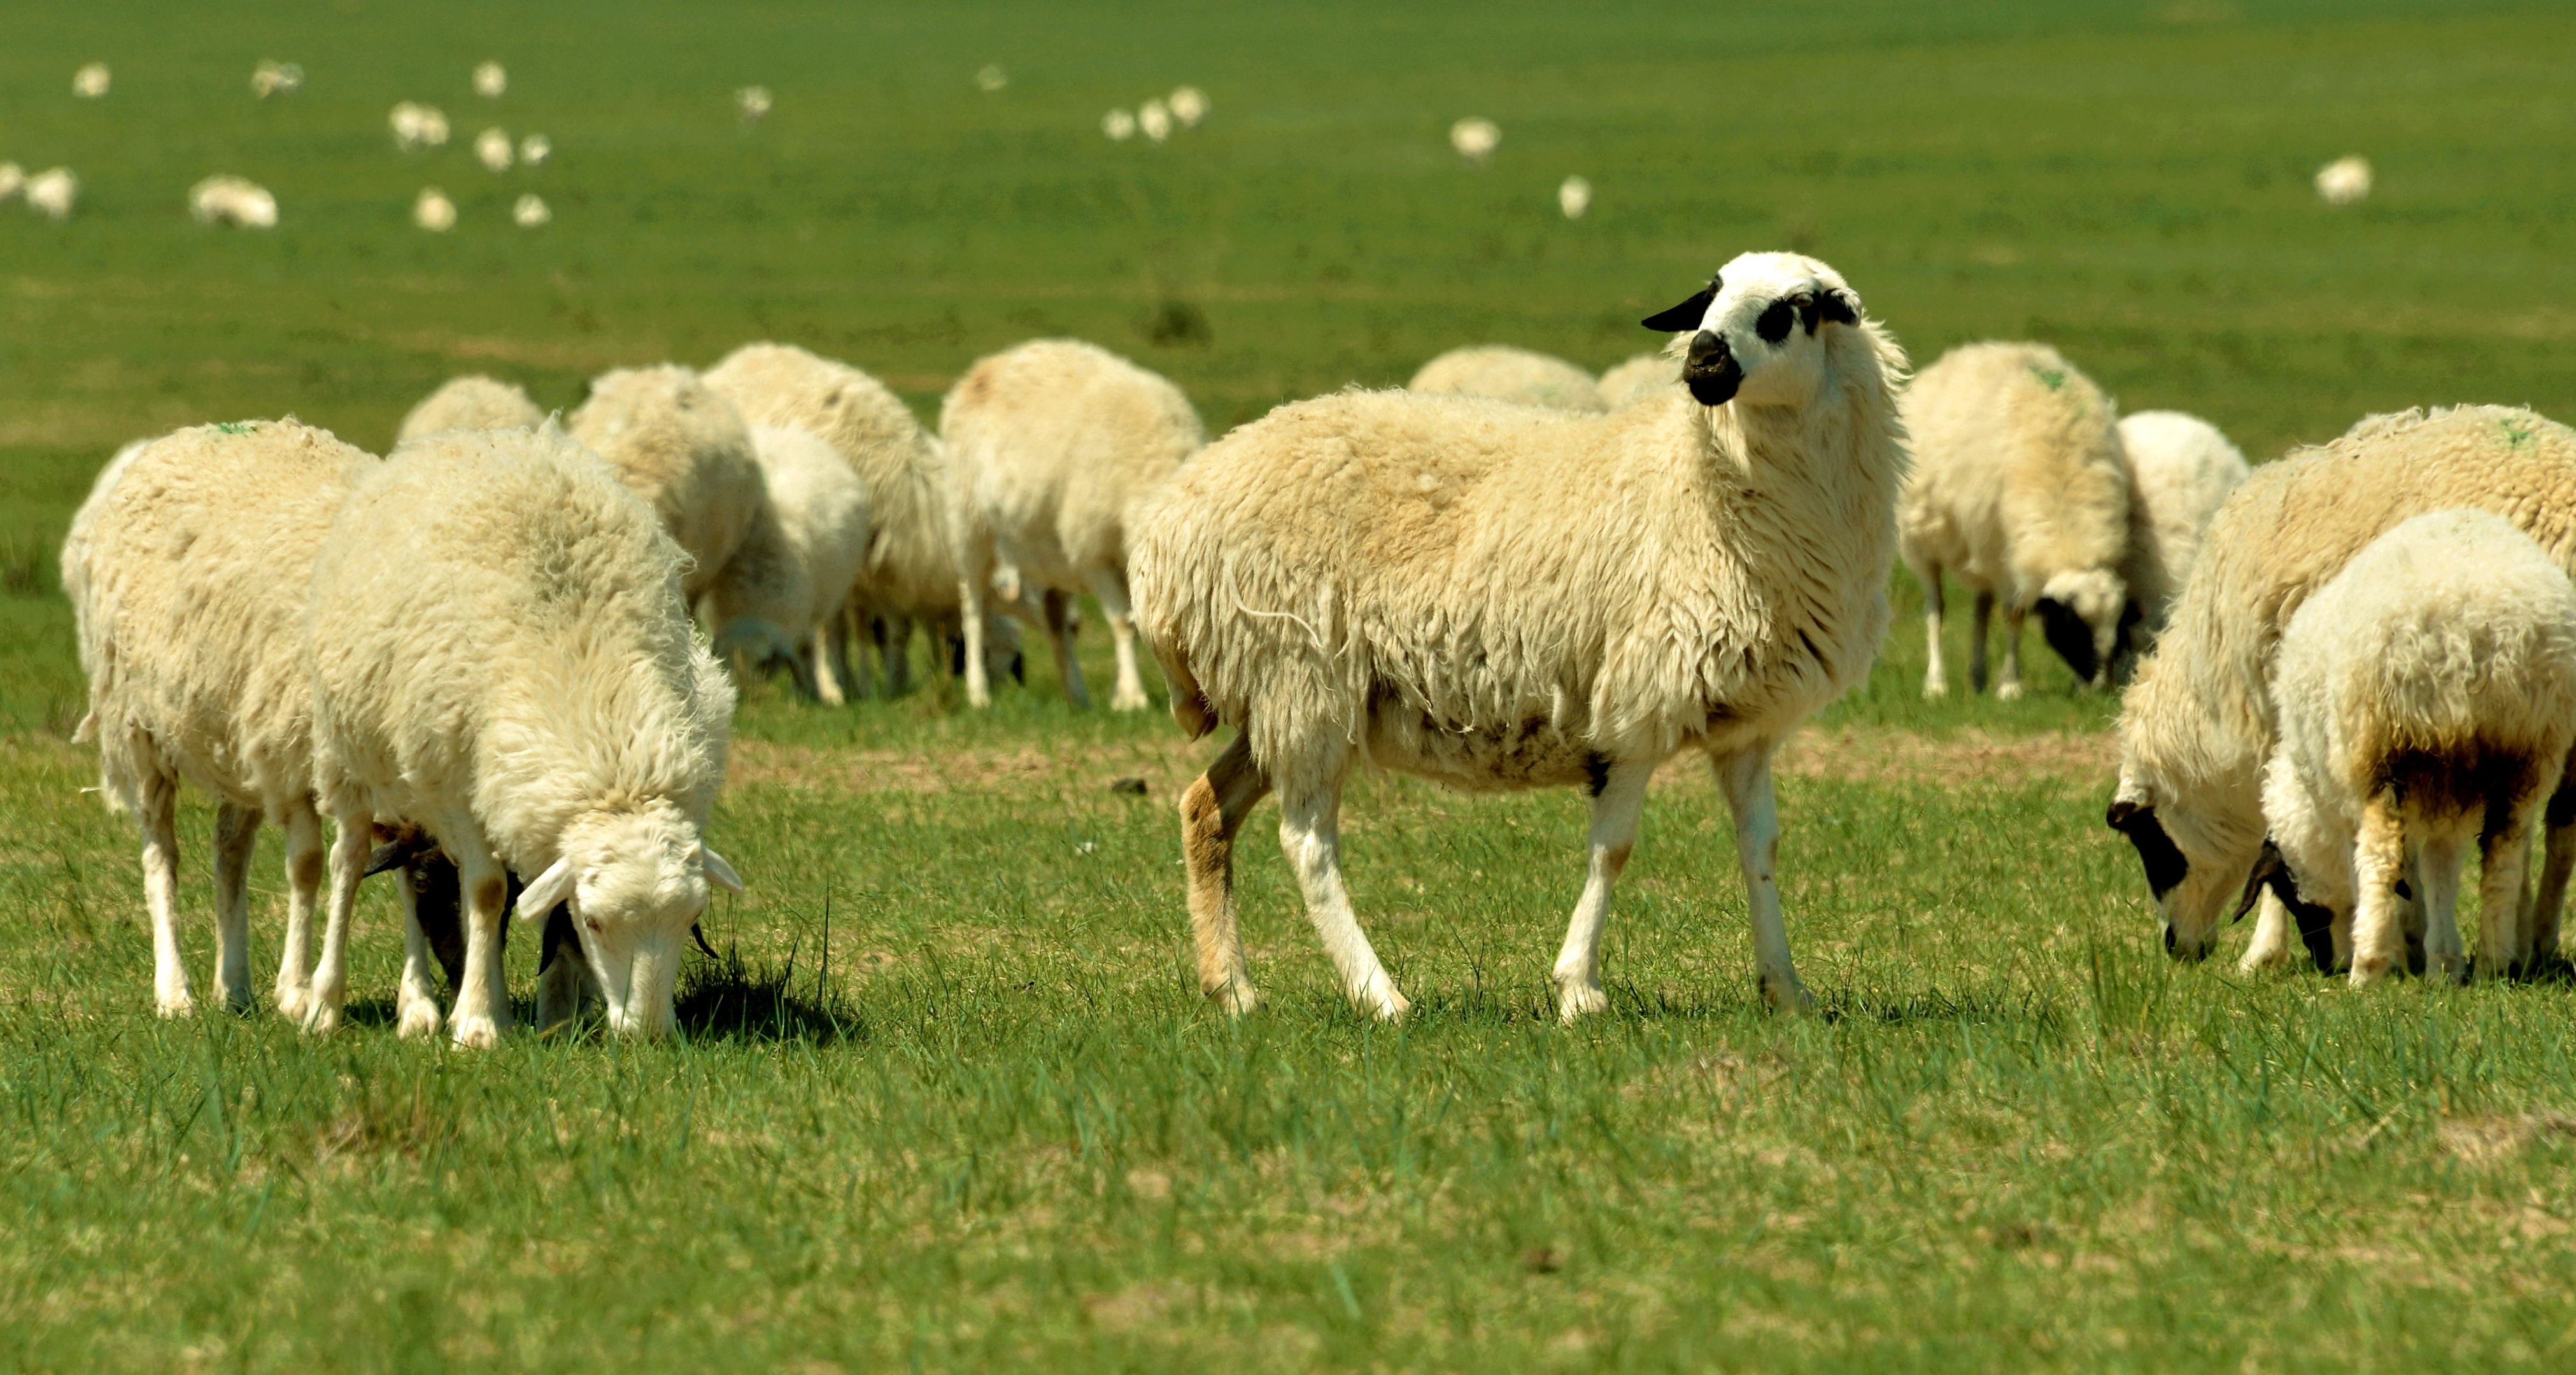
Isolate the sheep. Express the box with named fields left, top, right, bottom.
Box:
left=306, top=423, right=741, bottom=1045
left=475, top=128, right=514, bottom=173
left=62, top=420, right=375, bottom=1022
left=0, top=162, right=24, bottom=201
left=1408, top=345, right=1610, bottom=413
left=2114, top=409, right=2248, bottom=653
left=940, top=338, right=1205, bottom=712
left=702, top=341, right=1018, bottom=696
left=2258, top=510, right=2576, bottom=984
left=741, top=424, right=872, bottom=705
left=1596, top=351, right=1677, bottom=409
left=569, top=364, right=811, bottom=692
left=2109, top=405, right=2576, bottom=973
left=187, top=176, right=278, bottom=229
left=1558, top=176, right=1592, bottom=220
left=1898, top=341, right=2130, bottom=700
left=2316, top=155, right=2372, bottom=206
left=1450, top=117, right=1500, bottom=161
left=512, top=194, right=551, bottom=229
left=396, top=374, right=543, bottom=444
left=473, top=60, right=507, bottom=99
left=1131, top=251, right=1906, bottom=1021
left=414, top=188, right=456, bottom=232
left=25, top=167, right=78, bottom=221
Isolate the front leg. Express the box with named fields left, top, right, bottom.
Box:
left=1712, top=745, right=1814, bottom=1014
left=306, top=809, right=373, bottom=1033
left=1552, top=758, right=1652, bottom=1022
left=1277, top=756, right=1408, bottom=1020
left=1916, top=563, right=1948, bottom=700
left=1181, top=733, right=1273, bottom=1013
left=449, top=838, right=516, bottom=1048
left=395, top=871, right=445, bottom=1040
left=1086, top=567, right=1152, bottom=713
left=1042, top=588, right=1090, bottom=710
left=275, top=801, right=323, bottom=1019
left=1998, top=605, right=2027, bottom=702
left=1969, top=590, right=1994, bottom=695
left=211, top=801, right=262, bottom=1013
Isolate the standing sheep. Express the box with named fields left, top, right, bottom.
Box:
left=942, top=338, right=1206, bottom=712
left=1899, top=341, right=2130, bottom=700
left=1132, top=252, right=1906, bottom=1020
left=2110, top=405, right=2576, bottom=971
left=1408, top=344, right=1610, bottom=413
left=2114, top=409, right=2248, bottom=654
left=63, top=420, right=373, bottom=1022
left=396, top=374, right=544, bottom=444
left=2260, top=510, right=2576, bottom=984
left=743, top=424, right=875, bottom=705
left=306, top=424, right=741, bottom=1045
left=1596, top=351, right=1678, bottom=409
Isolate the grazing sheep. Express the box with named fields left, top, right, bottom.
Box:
left=307, top=424, right=740, bottom=1045
left=1558, top=176, right=1592, bottom=220
left=63, top=421, right=374, bottom=1022
left=2114, top=410, right=2248, bottom=652
left=744, top=425, right=874, bottom=705
left=413, top=187, right=456, bottom=232
left=2110, top=405, right=2576, bottom=971
left=1899, top=341, right=2130, bottom=700
left=942, top=339, right=1205, bottom=712
left=389, top=102, right=450, bottom=150
left=2260, top=510, right=2576, bottom=984
left=1409, top=345, right=1609, bottom=413
left=395, top=374, right=544, bottom=444
left=1132, top=251, right=1906, bottom=1020
left=2316, top=155, right=2372, bottom=206
left=187, top=176, right=278, bottom=229
left=702, top=341, right=1016, bottom=695
left=475, top=127, right=514, bottom=173
left=25, top=167, right=78, bottom=221
left=1450, top=117, right=1500, bottom=161
left=512, top=194, right=551, bottom=229
left=73, top=63, right=110, bottom=99
left=1596, top=351, right=1677, bottom=409
left=0, top=162, right=24, bottom=201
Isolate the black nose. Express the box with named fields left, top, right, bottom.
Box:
left=1681, top=330, right=1743, bottom=405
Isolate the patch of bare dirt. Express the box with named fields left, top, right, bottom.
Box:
left=1769, top=726, right=2116, bottom=788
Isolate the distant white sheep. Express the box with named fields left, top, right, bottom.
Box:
left=2114, top=409, right=2248, bottom=650
left=308, top=425, right=740, bottom=1045
left=73, top=63, right=110, bottom=99
left=390, top=102, right=451, bottom=150
left=1132, top=252, right=1905, bottom=1022
left=414, top=187, right=457, bottom=232
left=1409, top=344, right=1608, bottom=413
left=1450, top=117, right=1499, bottom=161
left=1558, top=176, right=1591, bottom=219
left=188, top=175, right=278, bottom=229
left=737, top=87, right=772, bottom=123
left=25, top=168, right=78, bottom=221
left=396, top=374, right=544, bottom=444
left=1140, top=100, right=1173, bottom=143
left=942, top=338, right=1205, bottom=712
left=1899, top=341, right=2130, bottom=700
left=1595, top=351, right=1676, bottom=408
left=519, top=134, right=552, bottom=167
left=473, top=61, right=507, bottom=99
left=1103, top=109, right=1136, bottom=141
left=513, top=194, right=550, bottom=228
left=2316, top=155, right=2372, bottom=206
left=2261, top=510, right=2576, bottom=984
left=475, top=127, right=514, bottom=173
left=744, top=425, right=874, bottom=705
left=0, top=163, right=24, bottom=202
left=251, top=60, right=304, bottom=99
left=1169, top=86, right=1208, bottom=126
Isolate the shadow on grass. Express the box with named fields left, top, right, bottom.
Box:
left=676, top=942, right=864, bottom=1045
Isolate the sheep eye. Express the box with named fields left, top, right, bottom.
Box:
left=1755, top=299, right=1798, bottom=344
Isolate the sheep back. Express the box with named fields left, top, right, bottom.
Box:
left=1898, top=341, right=2128, bottom=603
left=2115, top=410, right=2248, bottom=628
left=567, top=365, right=762, bottom=600
left=396, top=375, right=544, bottom=444
left=1410, top=345, right=1610, bottom=413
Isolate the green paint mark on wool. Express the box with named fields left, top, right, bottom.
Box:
left=2503, top=419, right=2535, bottom=448
left=211, top=421, right=253, bottom=435
left=2028, top=365, right=2067, bottom=391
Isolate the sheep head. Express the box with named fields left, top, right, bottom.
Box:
left=516, top=803, right=743, bottom=1038
left=2035, top=568, right=2128, bottom=689
left=1641, top=251, right=1864, bottom=409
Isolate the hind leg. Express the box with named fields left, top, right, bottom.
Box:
left=1042, top=588, right=1090, bottom=710
left=1551, top=758, right=1652, bottom=1021
left=2526, top=772, right=2576, bottom=971
left=306, top=807, right=374, bottom=1033
left=211, top=801, right=261, bottom=1013
left=274, top=801, right=323, bottom=1019
left=394, top=868, right=445, bottom=1040
left=1914, top=563, right=1948, bottom=700
left=1276, top=749, right=1407, bottom=1020
left=2479, top=797, right=2538, bottom=982
left=1086, top=568, right=1152, bottom=713
left=137, top=770, right=192, bottom=1017
left=2417, top=823, right=2467, bottom=985
left=1181, top=733, right=1273, bottom=1013
left=1969, top=589, right=1993, bottom=695
left=1714, top=744, right=1815, bottom=1013
left=2349, top=790, right=2410, bottom=987
left=1997, top=605, right=2028, bottom=702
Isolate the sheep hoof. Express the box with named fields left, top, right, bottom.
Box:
left=1110, top=688, right=1150, bottom=712
left=1921, top=680, right=1948, bottom=701
left=155, top=992, right=195, bottom=1020
left=1555, top=980, right=1609, bottom=1023
left=300, top=998, right=342, bottom=1036
left=2347, top=959, right=2392, bottom=988
left=1996, top=681, right=2026, bottom=703
left=1367, top=986, right=1413, bottom=1022
left=1207, top=980, right=1262, bottom=1016
left=450, top=1014, right=503, bottom=1049
left=395, top=998, right=443, bottom=1040
left=1760, top=970, right=1817, bottom=1015
left=275, top=984, right=311, bottom=1020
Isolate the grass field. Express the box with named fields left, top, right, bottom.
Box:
left=9, top=2, right=2576, bottom=1369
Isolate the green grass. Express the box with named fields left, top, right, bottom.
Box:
left=10, top=1, right=2576, bottom=1369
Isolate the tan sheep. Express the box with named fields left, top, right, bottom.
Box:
left=941, top=338, right=1205, bottom=712
left=1899, top=341, right=2130, bottom=699
left=395, top=374, right=543, bottom=444
left=1595, top=351, right=1678, bottom=408
left=1408, top=344, right=1610, bottom=412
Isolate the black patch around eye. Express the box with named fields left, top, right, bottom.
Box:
left=2107, top=801, right=2189, bottom=901
left=1755, top=299, right=1796, bottom=344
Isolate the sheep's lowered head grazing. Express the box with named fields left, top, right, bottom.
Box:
left=1639, top=258, right=1863, bottom=409
left=515, top=803, right=740, bottom=1038
left=2034, top=567, right=2133, bottom=685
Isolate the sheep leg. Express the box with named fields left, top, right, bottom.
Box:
left=1968, top=590, right=1993, bottom=695
left=1714, top=746, right=1814, bottom=1014
left=1277, top=758, right=1408, bottom=1020
left=209, top=801, right=260, bottom=1013
left=305, top=814, right=372, bottom=1033
left=1997, top=605, right=2027, bottom=702
left=535, top=903, right=595, bottom=1034
left=959, top=554, right=995, bottom=707
left=1086, top=569, right=1152, bottom=712
left=138, top=770, right=193, bottom=1018
left=274, top=801, right=322, bottom=1020
left=2525, top=777, right=2576, bottom=973
left=811, top=616, right=848, bottom=708
left=1550, top=758, right=1652, bottom=1022
left=394, top=868, right=446, bottom=1040
left=879, top=614, right=912, bottom=695
left=2237, top=888, right=2300, bottom=973
left=448, top=830, right=514, bottom=1049
left=2349, top=790, right=2410, bottom=987
left=1916, top=563, right=1948, bottom=700
left=2478, top=800, right=2537, bottom=983
left=1042, top=589, right=1091, bottom=710
left=2417, top=825, right=2466, bottom=985
left=1181, top=733, right=1272, bottom=1013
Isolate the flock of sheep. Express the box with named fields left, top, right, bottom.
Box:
left=60, top=246, right=2576, bottom=1046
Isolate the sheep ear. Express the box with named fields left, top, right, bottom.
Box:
left=697, top=844, right=745, bottom=895
left=2232, top=839, right=2290, bottom=923
left=515, top=857, right=577, bottom=922
left=1817, top=288, right=1860, bottom=325
left=1641, top=282, right=1718, bottom=332
left=365, top=841, right=412, bottom=879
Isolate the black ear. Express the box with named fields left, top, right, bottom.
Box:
left=1817, top=288, right=1859, bottom=325
left=2232, top=838, right=2289, bottom=922
left=1641, top=277, right=1719, bottom=332
left=364, top=842, right=411, bottom=879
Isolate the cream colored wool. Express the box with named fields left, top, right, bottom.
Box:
left=2114, top=409, right=2247, bottom=638
left=1898, top=341, right=2130, bottom=698
left=1133, top=251, right=1907, bottom=1022
left=65, top=420, right=376, bottom=1024
left=395, top=374, right=543, bottom=444
left=567, top=365, right=762, bottom=601
left=2113, top=405, right=2576, bottom=970
left=942, top=337, right=1206, bottom=712
left=2262, top=510, right=2576, bottom=984
left=740, top=424, right=874, bottom=705
left=308, top=424, right=739, bottom=1046
left=1408, top=344, right=1610, bottom=413
left=1596, top=351, right=1678, bottom=409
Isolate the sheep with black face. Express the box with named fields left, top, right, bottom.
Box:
left=1130, top=251, right=1908, bottom=1020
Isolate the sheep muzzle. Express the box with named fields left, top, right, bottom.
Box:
left=1682, top=331, right=1742, bottom=405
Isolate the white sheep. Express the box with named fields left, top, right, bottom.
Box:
left=307, top=424, right=740, bottom=1045
left=744, top=425, right=874, bottom=705
left=73, top=63, right=110, bottom=99
left=2261, top=510, right=2576, bottom=984
left=1450, top=117, right=1499, bottom=161
left=1596, top=351, right=1676, bottom=409
left=512, top=194, right=551, bottom=229
left=475, top=127, right=514, bottom=173
left=390, top=102, right=450, bottom=150
left=2114, top=409, right=2247, bottom=652
left=1408, top=344, right=1610, bottom=413
left=1558, top=176, right=1591, bottom=220
left=64, top=420, right=374, bottom=1022
left=702, top=341, right=1017, bottom=696
left=1899, top=341, right=2130, bottom=700
left=1131, top=251, right=1906, bottom=1021
left=25, top=167, right=78, bottom=221
left=0, top=162, right=24, bottom=201
left=2111, top=405, right=2576, bottom=973
left=473, top=61, right=507, bottom=99
left=187, top=175, right=279, bottom=229
left=941, top=338, right=1205, bottom=712
left=396, top=374, right=544, bottom=444
left=414, top=187, right=456, bottom=232
left=2316, top=155, right=2372, bottom=206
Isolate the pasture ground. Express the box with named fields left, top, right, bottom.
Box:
left=7, top=2, right=2576, bottom=1369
